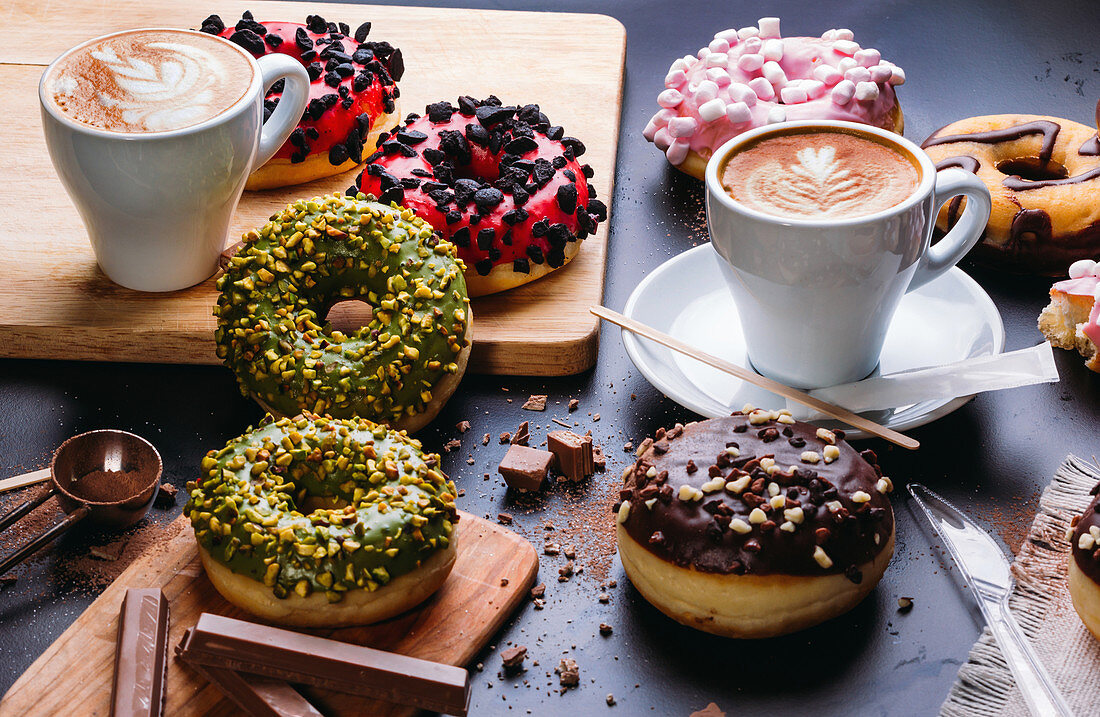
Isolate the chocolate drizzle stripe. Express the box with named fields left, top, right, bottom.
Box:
left=1003, top=165, right=1100, bottom=191
left=923, top=120, right=1062, bottom=165
left=1079, top=134, right=1100, bottom=156
left=935, top=155, right=981, bottom=174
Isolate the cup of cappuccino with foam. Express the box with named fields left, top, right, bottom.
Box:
left=40, top=28, right=310, bottom=292
left=705, top=120, right=991, bottom=388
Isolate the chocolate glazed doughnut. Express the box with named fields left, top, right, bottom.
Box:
left=1068, top=486, right=1100, bottom=639
left=614, top=410, right=894, bottom=638
left=921, top=114, right=1100, bottom=275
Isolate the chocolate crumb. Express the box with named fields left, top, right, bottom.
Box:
left=500, top=577, right=509, bottom=587
left=568, top=399, right=580, bottom=412
left=512, top=421, right=530, bottom=446
left=443, top=439, right=461, bottom=453
left=544, top=542, right=560, bottom=556
left=88, top=540, right=127, bottom=562
left=556, top=658, right=580, bottom=688
left=598, top=592, right=610, bottom=603
left=599, top=622, right=613, bottom=636
left=498, top=512, right=514, bottom=525
left=499, top=432, right=512, bottom=444
left=456, top=420, right=471, bottom=433
left=501, top=645, right=527, bottom=671
left=606, top=694, right=616, bottom=706
left=530, top=583, right=546, bottom=599
left=482, top=433, right=491, bottom=446
left=522, top=394, right=548, bottom=411
left=897, top=596, right=914, bottom=613
left=153, top=482, right=178, bottom=508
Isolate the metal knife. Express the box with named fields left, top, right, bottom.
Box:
left=908, top=483, right=1072, bottom=717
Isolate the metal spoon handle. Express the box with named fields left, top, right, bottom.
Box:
left=0, top=486, right=56, bottom=533
left=0, top=505, right=90, bottom=575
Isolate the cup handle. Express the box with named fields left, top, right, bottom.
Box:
left=252, top=54, right=311, bottom=168
left=907, top=167, right=992, bottom=292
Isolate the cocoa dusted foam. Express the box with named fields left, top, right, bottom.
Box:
left=721, top=128, right=919, bottom=219
left=45, top=29, right=253, bottom=133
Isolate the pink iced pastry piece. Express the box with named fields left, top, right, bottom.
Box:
left=1053, top=259, right=1100, bottom=348
left=643, top=18, right=905, bottom=178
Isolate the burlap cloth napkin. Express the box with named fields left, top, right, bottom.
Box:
left=941, top=455, right=1100, bottom=716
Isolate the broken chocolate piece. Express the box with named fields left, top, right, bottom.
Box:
left=111, top=588, right=169, bottom=717
left=498, top=444, right=553, bottom=491
left=547, top=430, right=594, bottom=481
left=522, top=394, right=547, bottom=411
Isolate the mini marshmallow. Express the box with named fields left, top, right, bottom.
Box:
left=844, top=66, right=872, bottom=84
left=758, top=17, right=781, bottom=38
left=748, top=76, right=775, bottom=100
left=727, top=83, right=758, bottom=105
left=705, top=53, right=729, bottom=68
left=1069, top=259, right=1098, bottom=279
left=762, top=38, right=784, bottom=62
left=831, top=79, right=856, bottom=105
left=813, top=64, right=844, bottom=86
left=743, top=37, right=763, bottom=54
left=834, top=28, right=855, bottom=41
left=709, top=38, right=730, bottom=54
left=655, top=108, right=678, bottom=123
left=767, top=106, right=786, bottom=123
left=642, top=120, right=658, bottom=142
left=1093, top=284, right=1100, bottom=303
left=664, top=69, right=688, bottom=88
left=698, top=98, right=727, bottom=122
left=889, top=66, right=906, bottom=85
left=869, top=65, right=893, bottom=84
left=726, top=101, right=752, bottom=124
left=666, top=140, right=689, bottom=165
left=762, top=60, right=787, bottom=89
left=697, top=48, right=709, bottom=60
left=855, top=48, right=881, bottom=67
left=715, top=28, right=740, bottom=43
left=705, top=68, right=732, bottom=86
left=837, top=57, right=857, bottom=73
left=667, top=116, right=698, bottom=138
left=854, top=81, right=880, bottom=102
left=653, top=127, right=672, bottom=151
left=738, top=26, right=760, bottom=39
left=670, top=58, right=689, bottom=73
left=834, top=39, right=860, bottom=56
left=803, top=80, right=827, bottom=99
left=780, top=86, right=808, bottom=104
left=821, top=29, right=837, bottom=42
left=657, top=89, right=684, bottom=108
left=737, top=53, right=765, bottom=72
left=695, top=80, right=719, bottom=103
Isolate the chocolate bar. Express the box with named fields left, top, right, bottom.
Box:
left=111, top=587, right=169, bottom=717
left=185, top=659, right=322, bottom=717
left=177, top=613, right=470, bottom=716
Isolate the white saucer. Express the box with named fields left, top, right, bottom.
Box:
left=621, top=244, right=1006, bottom=440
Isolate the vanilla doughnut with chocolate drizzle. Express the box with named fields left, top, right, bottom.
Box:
left=922, top=114, right=1100, bottom=274
left=643, top=17, right=905, bottom=180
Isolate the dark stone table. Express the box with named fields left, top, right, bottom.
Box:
left=3, top=0, right=1098, bottom=714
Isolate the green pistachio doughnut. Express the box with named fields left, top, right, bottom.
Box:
left=187, top=413, right=459, bottom=627
left=214, top=193, right=472, bottom=433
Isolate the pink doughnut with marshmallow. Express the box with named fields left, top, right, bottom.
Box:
left=1040, top=259, right=1100, bottom=372
left=643, top=18, right=905, bottom=179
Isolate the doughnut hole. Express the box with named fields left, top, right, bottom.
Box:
left=324, top=299, right=374, bottom=335
left=995, top=156, right=1068, bottom=182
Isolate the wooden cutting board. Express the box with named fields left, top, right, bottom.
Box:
left=0, top=0, right=625, bottom=375
left=0, top=511, right=538, bottom=716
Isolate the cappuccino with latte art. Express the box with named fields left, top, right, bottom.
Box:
left=44, top=29, right=253, bottom=133
left=720, top=129, right=919, bottom=220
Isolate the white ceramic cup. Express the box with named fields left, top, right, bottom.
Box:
left=705, top=120, right=992, bottom=389
left=39, top=28, right=310, bottom=292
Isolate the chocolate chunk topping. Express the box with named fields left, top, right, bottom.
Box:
left=228, top=29, right=265, bottom=55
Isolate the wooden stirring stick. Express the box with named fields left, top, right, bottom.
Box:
left=591, top=305, right=919, bottom=450
left=0, top=468, right=51, bottom=495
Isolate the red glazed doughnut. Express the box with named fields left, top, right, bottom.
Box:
left=200, top=12, right=402, bottom=191
left=352, top=97, right=607, bottom=297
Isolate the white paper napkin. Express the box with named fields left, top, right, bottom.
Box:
left=787, top=343, right=1059, bottom=420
